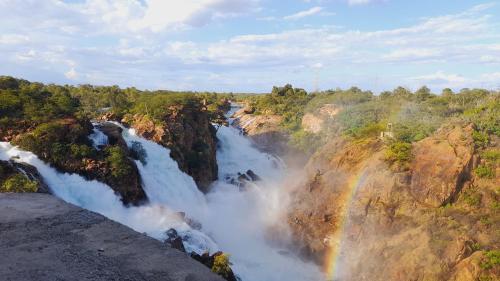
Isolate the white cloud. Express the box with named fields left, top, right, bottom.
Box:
left=0, top=34, right=29, bottom=44
left=284, top=6, right=323, bottom=20
left=382, top=48, right=442, bottom=62
left=65, top=67, right=78, bottom=80
left=348, top=0, right=374, bottom=5
left=0, top=1, right=498, bottom=92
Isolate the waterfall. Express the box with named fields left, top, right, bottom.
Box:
left=0, top=142, right=216, bottom=254
left=111, top=114, right=321, bottom=280
left=0, top=111, right=322, bottom=280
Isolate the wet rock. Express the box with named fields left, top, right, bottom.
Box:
left=96, top=123, right=128, bottom=150
left=237, top=173, right=251, bottom=182
left=164, top=228, right=186, bottom=253
left=91, top=122, right=147, bottom=206
left=246, top=170, right=261, bottom=181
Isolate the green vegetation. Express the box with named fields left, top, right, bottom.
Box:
left=211, top=253, right=233, bottom=280
left=462, top=189, right=482, bottom=207
left=475, top=165, right=495, bottom=179
left=251, top=84, right=311, bottom=131
left=0, top=174, right=38, bottom=193
left=480, top=250, right=500, bottom=270
left=384, top=141, right=413, bottom=171
left=105, top=146, right=132, bottom=179
left=242, top=83, right=498, bottom=159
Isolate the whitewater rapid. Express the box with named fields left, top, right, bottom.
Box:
left=0, top=107, right=321, bottom=280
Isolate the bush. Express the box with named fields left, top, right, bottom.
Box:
left=385, top=141, right=413, bottom=170
left=1, top=174, right=38, bottom=193
left=481, top=150, right=500, bottom=164
left=70, top=144, right=95, bottom=159
left=211, top=253, right=233, bottom=280
left=475, top=165, right=495, bottom=179
left=480, top=250, right=500, bottom=270
left=473, top=131, right=490, bottom=148
left=105, top=146, right=132, bottom=178
left=462, top=189, right=482, bottom=207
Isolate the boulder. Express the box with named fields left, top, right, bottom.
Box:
left=164, top=228, right=186, bottom=253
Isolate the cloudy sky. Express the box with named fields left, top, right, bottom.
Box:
left=1, top=0, right=499, bottom=92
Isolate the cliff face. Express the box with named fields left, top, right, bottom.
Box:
left=123, top=104, right=218, bottom=192
left=287, top=123, right=499, bottom=280
left=231, top=107, right=289, bottom=155
left=7, top=118, right=146, bottom=205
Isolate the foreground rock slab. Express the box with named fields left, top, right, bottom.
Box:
left=0, top=193, right=224, bottom=281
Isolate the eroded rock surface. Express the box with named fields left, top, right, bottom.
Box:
left=287, top=123, right=499, bottom=280
left=0, top=193, right=224, bottom=281
left=231, top=108, right=288, bottom=155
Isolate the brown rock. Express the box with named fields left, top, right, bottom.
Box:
left=410, top=124, right=475, bottom=207
left=125, top=104, right=218, bottom=192
left=232, top=108, right=289, bottom=155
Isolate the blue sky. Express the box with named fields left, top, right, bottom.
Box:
left=0, top=0, right=499, bottom=93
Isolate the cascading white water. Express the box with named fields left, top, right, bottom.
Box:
left=111, top=106, right=321, bottom=281
left=0, top=142, right=216, bottom=254
left=0, top=106, right=322, bottom=280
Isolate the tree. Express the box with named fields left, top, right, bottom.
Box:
left=415, top=86, right=432, bottom=101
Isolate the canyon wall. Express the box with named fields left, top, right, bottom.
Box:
left=287, top=123, right=499, bottom=280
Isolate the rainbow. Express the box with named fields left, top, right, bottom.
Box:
left=323, top=168, right=369, bottom=281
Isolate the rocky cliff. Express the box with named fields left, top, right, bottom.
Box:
left=287, top=123, right=499, bottom=280
left=231, top=106, right=289, bottom=155
left=122, top=103, right=218, bottom=192
left=9, top=118, right=146, bottom=205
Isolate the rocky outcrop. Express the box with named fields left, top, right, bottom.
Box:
left=301, top=104, right=341, bottom=134
left=0, top=193, right=224, bottom=281
left=90, top=123, right=146, bottom=205
left=123, top=104, right=218, bottom=192
left=232, top=108, right=289, bottom=155
left=287, top=123, right=498, bottom=280
left=0, top=160, right=49, bottom=193
left=410, top=123, right=476, bottom=207
left=190, top=251, right=237, bottom=281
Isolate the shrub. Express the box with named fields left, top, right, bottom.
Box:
left=1, top=174, right=38, bottom=193
left=475, top=165, right=495, bottom=179
left=481, top=150, right=500, bottom=164
left=105, top=146, right=132, bottom=178
left=70, top=144, right=95, bottom=159
left=473, top=131, right=489, bottom=148
left=384, top=141, right=413, bottom=170
left=462, top=189, right=482, bottom=207
left=480, top=250, right=500, bottom=270
left=211, top=253, right=233, bottom=280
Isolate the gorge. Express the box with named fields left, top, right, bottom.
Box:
left=0, top=77, right=498, bottom=281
